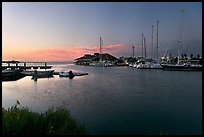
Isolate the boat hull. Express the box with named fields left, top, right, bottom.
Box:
left=161, top=64, right=202, bottom=71
left=21, top=69, right=55, bottom=76
left=2, top=69, right=25, bottom=81
left=136, top=62, right=162, bottom=69
left=59, top=72, right=88, bottom=77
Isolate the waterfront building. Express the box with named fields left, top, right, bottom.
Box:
left=74, top=53, right=119, bottom=66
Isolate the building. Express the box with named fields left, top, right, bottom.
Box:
left=75, top=53, right=119, bottom=66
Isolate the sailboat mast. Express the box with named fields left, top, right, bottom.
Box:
left=100, top=37, right=102, bottom=54
left=152, top=25, right=154, bottom=59
left=142, top=33, right=143, bottom=58
left=156, top=20, right=159, bottom=61
left=144, top=36, right=146, bottom=59
left=178, top=9, right=184, bottom=43
left=177, top=9, right=184, bottom=64
left=132, top=44, right=135, bottom=58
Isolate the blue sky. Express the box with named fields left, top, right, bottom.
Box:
left=2, top=2, right=202, bottom=61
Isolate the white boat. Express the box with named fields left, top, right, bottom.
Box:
left=59, top=71, right=70, bottom=77
left=21, top=69, right=54, bottom=76
left=93, top=61, right=114, bottom=67
left=136, top=61, right=162, bottom=69
left=94, top=61, right=106, bottom=67
left=136, top=21, right=162, bottom=69
left=128, top=63, right=134, bottom=67
left=104, top=61, right=114, bottom=67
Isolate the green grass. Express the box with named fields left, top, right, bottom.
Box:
left=2, top=102, right=88, bottom=135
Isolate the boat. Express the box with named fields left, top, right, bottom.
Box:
left=160, top=10, right=202, bottom=71
left=21, top=69, right=55, bottom=76
left=31, top=75, right=54, bottom=81
left=160, top=63, right=202, bottom=71
left=59, top=71, right=88, bottom=77
left=128, top=63, right=134, bottom=67
left=136, top=28, right=162, bottom=69
left=2, top=69, right=25, bottom=81
left=59, top=71, right=70, bottom=77
left=136, top=60, right=162, bottom=69
left=28, top=69, right=54, bottom=81
left=2, top=69, right=23, bottom=76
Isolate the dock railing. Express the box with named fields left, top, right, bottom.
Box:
left=2, top=60, right=52, bottom=70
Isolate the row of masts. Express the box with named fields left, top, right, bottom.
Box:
left=100, top=10, right=183, bottom=62
left=99, top=21, right=159, bottom=60
left=132, top=20, right=159, bottom=61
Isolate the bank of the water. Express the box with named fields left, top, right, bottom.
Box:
left=2, top=102, right=88, bottom=135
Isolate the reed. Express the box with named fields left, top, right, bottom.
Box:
left=2, top=101, right=88, bottom=135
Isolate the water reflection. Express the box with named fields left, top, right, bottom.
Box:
left=2, top=63, right=202, bottom=134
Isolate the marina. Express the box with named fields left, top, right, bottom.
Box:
left=2, top=57, right=202, bottom=81
left=2, top=62, right=202, bottom=135
left=2, top=2, right=202, bottom=135
left=2, top=61, right=90, bottom=81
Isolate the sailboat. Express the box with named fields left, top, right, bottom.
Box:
left=160, top=10, right=202, bottom=71
left=94, top=37, right=106, bottom=67
left=136, top=21, right=162, bottom=69
left=93, top=37, right=115, bottom=67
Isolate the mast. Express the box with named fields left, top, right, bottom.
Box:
left=177, top=9, right=184, bottom=64
left=178, top=9, right=184, bottom=43
left=101, top=39, right=103, bottom=51
left=144, top=35, right=146, bottom=59
left=132, top=44, right=135, bottom=58
left=152, top=25, right=154, bottom=60
left=100, top=37, right=102, bottom=54
left=142, top=33, right=143, bottom=58
left=156, top=20, right=159, bottom=61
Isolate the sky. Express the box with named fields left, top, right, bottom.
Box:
left=2, top=2, right=202, bottom=61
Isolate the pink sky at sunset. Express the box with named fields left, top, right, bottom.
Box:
left=2, top=44, right=132, bottom=62
left=2, top=3, right=202, bottom=62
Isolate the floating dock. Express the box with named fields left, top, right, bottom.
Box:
left=2, top=60, right=53, bottom=81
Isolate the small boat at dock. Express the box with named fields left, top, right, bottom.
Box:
left=21, top=69, right=55, bottom=76
left=59, top=71, right=71, bottom=77
left=136, top=60, right=162, bottom=69
left=2, top=69, right=25, bottom=81
left=59, top=71, right=88, bottom=77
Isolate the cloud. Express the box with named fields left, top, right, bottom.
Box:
left=19, top=44, right=129, bottom=61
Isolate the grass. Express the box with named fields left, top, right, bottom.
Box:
left=2, top=101, right=88, bottom=135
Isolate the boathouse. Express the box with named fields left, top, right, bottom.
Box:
left=75, top=53, right=119, bottom=66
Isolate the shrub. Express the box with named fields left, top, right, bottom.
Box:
left=2, top=102, right=88, bottom=135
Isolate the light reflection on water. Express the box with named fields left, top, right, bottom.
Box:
left=2, top=63, right=202, bottom=135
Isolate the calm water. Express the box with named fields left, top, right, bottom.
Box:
left=2, top=63, right=202, bottom=135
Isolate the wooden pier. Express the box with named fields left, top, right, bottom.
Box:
left=2, top=60, right=52, bottom=70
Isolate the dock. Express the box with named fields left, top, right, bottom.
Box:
left=2, top=60, right=52, bottom=70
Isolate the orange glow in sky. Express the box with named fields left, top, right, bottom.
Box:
left=2, top=44, right=128, bottom=62
left=3, top=3, right=202, bottom=61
